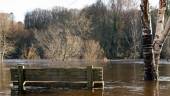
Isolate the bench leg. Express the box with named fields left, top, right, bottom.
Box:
left=18, top=65, right=24, bottom=93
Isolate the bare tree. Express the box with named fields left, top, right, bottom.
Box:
left=141, top=0, right=170, bottom=80
left=25, top=8, right=95, bottom=60
left=34, top=24, right=83, bottom=61
left=122, top=0, right=141, bottom=59
left=0, top=13, right=11, bottom=88
left=83, top=40, right=104, bottom=60
left=124, top=10, right=142, bottom=59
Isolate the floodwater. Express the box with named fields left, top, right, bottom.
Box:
left=1, top=59, right=170, bottom=96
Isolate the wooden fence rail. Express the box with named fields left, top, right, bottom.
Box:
left=10, top=65, right=103, bottom=92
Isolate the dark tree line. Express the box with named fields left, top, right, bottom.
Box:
left=3, top=0, right=170, bottom=60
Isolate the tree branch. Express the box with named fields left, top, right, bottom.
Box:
left=160, top=17, right=170, bottom=44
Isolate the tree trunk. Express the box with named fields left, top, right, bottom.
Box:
left=153, top=0, right=166, bottom=80
left=0, top=33, right=5, bottom=89
left=141, top=0, right=170, bottom=80
left=141, top=0, right=157, bottom=80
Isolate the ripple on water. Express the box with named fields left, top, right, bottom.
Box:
left=0, top=91, right=10, bottom=96
left=159, top=76, right=170, bottom=82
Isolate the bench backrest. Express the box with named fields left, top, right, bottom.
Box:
left=10, top=66, right=103, bottom=82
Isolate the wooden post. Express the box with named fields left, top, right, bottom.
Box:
left=87, top=65, right=93, bottom=89
left=18, top=65, right=24, bottom=93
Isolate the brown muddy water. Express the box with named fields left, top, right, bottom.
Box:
left=1, top=59, right=170, bottom=96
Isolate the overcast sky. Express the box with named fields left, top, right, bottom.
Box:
left=0, top=0, right=159, bottom=22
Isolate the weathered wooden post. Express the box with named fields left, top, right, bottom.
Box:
left=18, top=65, right=24, bottom=92
left=87, top=65, right=93, bottom=89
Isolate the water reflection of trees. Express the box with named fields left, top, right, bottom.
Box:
left=0, top=64, right=10, bottom=95
left=144, top=81, right=159, bottom=96
left=0, top=63, right=5, bottom=90
left=11, top=89, right=103, bottom=96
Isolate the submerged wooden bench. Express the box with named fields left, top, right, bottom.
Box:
left=10, top=65, right=103, bottom=91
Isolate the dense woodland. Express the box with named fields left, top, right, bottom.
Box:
left=1, top=0, right=170, bottom=60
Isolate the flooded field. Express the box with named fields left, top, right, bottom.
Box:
left=1, top=59, right=170, bottom=96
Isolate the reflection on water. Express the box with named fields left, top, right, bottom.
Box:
left=11, top=89, right=103, bottom=96
left=144, top=81, right=159, bottom=96
left=2, top=60, right=170, bottom=96
left=0, top=64, right=11, bottom=96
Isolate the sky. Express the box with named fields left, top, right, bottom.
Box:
left=0, top=0, right=159, bottom=22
